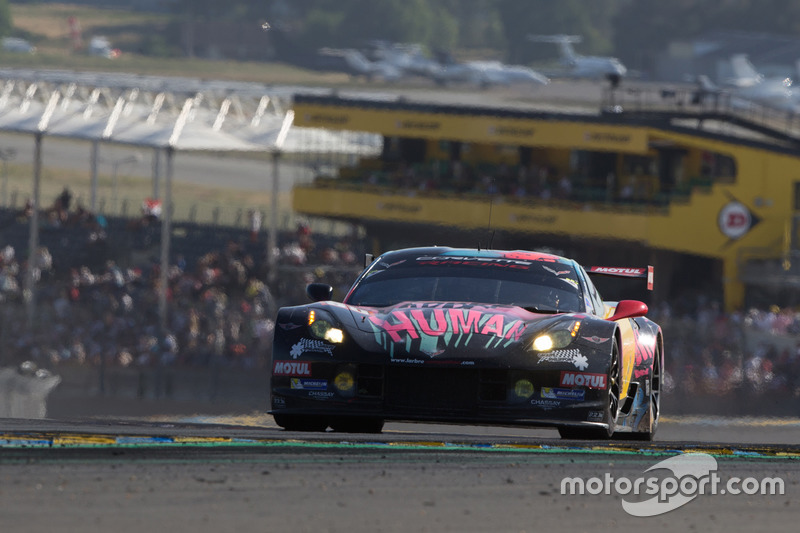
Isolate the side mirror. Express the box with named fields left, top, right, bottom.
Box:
left=611, top=300, right=648, bottom=320
left=306, top=283, right=333, bottom=302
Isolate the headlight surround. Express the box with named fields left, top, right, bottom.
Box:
left=530, top=320, right=581, bottom=352
left=308, top=310, right=345, bottom=343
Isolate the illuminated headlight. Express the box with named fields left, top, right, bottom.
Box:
left=531, top=321, right=581, bottom=352
left=308, top=312, right=345, bottom=343
left=333, top=370, right=355, bottom=397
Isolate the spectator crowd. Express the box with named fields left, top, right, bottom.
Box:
left=2, top=198, right=800, bottom=406
left=0, top=200, right=364, bottom=374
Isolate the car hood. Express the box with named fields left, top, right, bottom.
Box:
left=321, top=301, right=567, bottom=359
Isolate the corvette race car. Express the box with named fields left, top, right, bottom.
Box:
left=270, top=247, right=663, bottom=440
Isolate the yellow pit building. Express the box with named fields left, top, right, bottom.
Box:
left=291, top=86, right=800, bottom=312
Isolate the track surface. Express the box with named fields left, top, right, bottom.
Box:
left=1, top=416, right=798, bottom=533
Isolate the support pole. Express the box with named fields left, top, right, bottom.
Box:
left=267, top=150, right=280, bottom=286
left=25, top=133, right=42, bottom=330
left=90, top=140, right=99, bottom=211
left=152, top=147, right=161, bottom=199
left=159, top=147, right=174, bottom=333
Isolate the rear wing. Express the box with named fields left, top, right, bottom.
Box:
left=587, top=266, right=654, bottom=291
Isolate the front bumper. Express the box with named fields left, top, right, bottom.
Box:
left=270, top=361, right=607, bottom=428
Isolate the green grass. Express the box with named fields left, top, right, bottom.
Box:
left=2, top=2, right=355, bottom=86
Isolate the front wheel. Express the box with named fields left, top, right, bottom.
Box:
left=558, top=338, right=620, bottom=440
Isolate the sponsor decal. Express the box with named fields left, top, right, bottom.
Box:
left=587, top=410, right=604, bottom=421
left=589, top=267, right=646, bottom=277
left=396, top=120, right=440, bottom=130
left=530, top=398, right=562, bottom=408
left=308, top=391, right=335, bottom=398
left=378, top=260, right=407, bottom=268
left=583, top=131, right=631, bottom=144
left=537, top=349, right=589, bottom=370
left=542, top=266, right=571, bottom=276
left=272, top=396, right=286, bottom=407
left=391, top=358, right=426, bottom=364
left=718, top=200, right=756, bottom=240
left=273, top=361, right=312, bottom=377
left=633, top=328, right=656, bottom=379
left=461, top=361, right=475, bottom=366
left=560, top=371, right=607, bottom=389
left=368, top=304, right=526, bottom=354
left=489, top=125, right=535, bottom=137
left=541, top=387, right=585, bottom=401
left=290, top=378, right=328, bottom=391
left=581, top=336, right=610, bottom=345
left=304, top=113, right=348, bottom=125
left=289, top=338, right=335, bottom=359
left=416, top=255, right=533, bottom=269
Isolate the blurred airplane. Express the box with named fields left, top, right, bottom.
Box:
left=527, top=34, right=627, bottom=84
left=1, top=37, right=36, bottom=54
left=431, top=50, right=549, bottom=88
left=367, top=41, right=442, bottom=79
left=695, top=54, right=799, bottom=113
left=318, top=43, right=549, bottom=89
left=318, top=47, right=403, bottom=82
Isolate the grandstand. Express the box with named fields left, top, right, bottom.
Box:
left=291, top=81, right=800, bottom=311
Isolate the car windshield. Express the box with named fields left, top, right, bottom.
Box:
left=346, top=255, right=584, bottom=312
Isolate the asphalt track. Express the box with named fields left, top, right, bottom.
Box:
left=0, top=415, right=798, bottom=533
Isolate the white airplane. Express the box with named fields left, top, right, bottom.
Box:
left=696, top=54, right=799, bottom=113
left=318, top=47, right=403, bottom=82
left=527, top=34, right=627, bottom=83
left=367, top=41, right=442, bottom=79
left=2, top=37, right=36, bottom=54
left=366, top=41, right=549, bottom=88
left=432, top=53, right=549, bottom=89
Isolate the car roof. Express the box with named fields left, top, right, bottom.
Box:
left=376, top=246, right=574, bottom=265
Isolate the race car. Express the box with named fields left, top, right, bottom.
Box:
left=269, top=246, right=663, bottom=440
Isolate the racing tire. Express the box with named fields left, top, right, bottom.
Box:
left=329, top=417, right=385, bottom=434
left=617, top=343, right=661, bottom=441
left=273, top=414, right=329, bottom=432
left=557, top=338, right=620, bottom=440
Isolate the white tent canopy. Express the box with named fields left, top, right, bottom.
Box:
left=0, top=68, right=381, bottom=330
left=0, top=69, right=382, bottom=153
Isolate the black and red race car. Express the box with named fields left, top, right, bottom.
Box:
left=269, top=247, right=663, bottom=440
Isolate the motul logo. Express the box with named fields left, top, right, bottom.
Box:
left=560, top=371, right=607, bottom=389
left=273, top=361, right=312, bottom=376
left=590, top=267, right=645, bottom=276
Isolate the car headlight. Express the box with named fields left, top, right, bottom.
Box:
left=531, top=320, right=581, bottom=352
left=308, top=310, right=345, bottom=343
